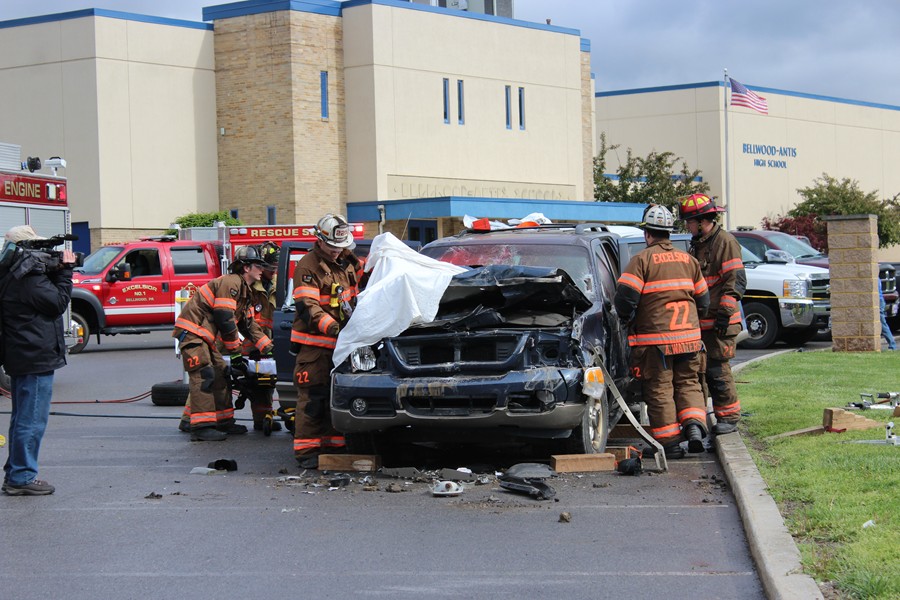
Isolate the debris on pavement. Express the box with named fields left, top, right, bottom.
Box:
left=190, top=466, right=226, bottom=475
left=145, top=492, right=162, bottom=499
left=616, top=456, right=642, bottom=476
left=558, top=511, right=572, bottom=523
left=498, top=476, right=556, bottom=500
left=440, top=467, right=477, bottom=482
left=432, top=480, right=463, bottom=497
left=208, top=459, right=238, bottom=472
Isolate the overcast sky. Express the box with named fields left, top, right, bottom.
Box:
left=3, top=0, right=899, bottom=106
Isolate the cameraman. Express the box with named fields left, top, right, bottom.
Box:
left=1, top=225, right=75, bottom=496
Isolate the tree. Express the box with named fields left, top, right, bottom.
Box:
left=763, top=174, right=900, bottom=251
left=593, top=132, right=710, bottom=213
left=166, top=210, right=241, bottom=234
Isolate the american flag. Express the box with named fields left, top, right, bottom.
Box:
left=730, top=78, right=768, bottom=114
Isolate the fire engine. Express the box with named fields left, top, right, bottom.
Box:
left=0, top=143, right=82, bottom=352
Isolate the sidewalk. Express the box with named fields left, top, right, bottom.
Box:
left=717, top=352, right=824, bottom=600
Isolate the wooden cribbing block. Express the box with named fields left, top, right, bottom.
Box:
left=822, top=408, right=883, bottom=432
left=317, top=454, right=381, bottom=472
left=608, top=424, right=640, bottom=439
left=764, top=426, right=825, bottom=441
left=551, top=453, right=616, bottom=473
left=606, top=445, right=640, bottom=461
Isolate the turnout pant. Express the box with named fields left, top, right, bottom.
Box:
left=701, top=330, right=741, bottom=424
left=179, top=335, right=234, bottom=431
left=292, top=351, right=345, bottom=460
left=631, top=346, right=707, bottom=446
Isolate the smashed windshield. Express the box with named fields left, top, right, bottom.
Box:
left=76, top=246, right=123, bottom=275
left=423, top=243, right=595, bottom=298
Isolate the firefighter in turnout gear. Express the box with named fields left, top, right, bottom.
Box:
left=679, top=194, right=747, bottom=435
left=173, top=248, right=274, bottom=441
left=614, top=204, right=710, bottom=459
left=290, top=214, right=361, bottom=469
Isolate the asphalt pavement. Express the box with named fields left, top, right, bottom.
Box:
left=0, top=332, right=773, bottom=599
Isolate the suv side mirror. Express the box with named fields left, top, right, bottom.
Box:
left=764, top=250, right=793, bottom=264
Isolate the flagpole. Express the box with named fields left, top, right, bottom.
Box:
left=723, top=68, right=731, bottom=230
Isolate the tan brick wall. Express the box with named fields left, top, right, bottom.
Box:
left=213, top=10, right=346, bottom=227
left=826, top=214, right=880, bottom=352
left=581, top=51, right=594, bottom=201
left=90, top=228, right=169, bottom=251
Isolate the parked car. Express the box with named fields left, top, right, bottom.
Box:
left=616, top=228, right=828, bottom=349
left=731, top=229, right=898, bottom=330
left=328, top=224, right=634, bottom=456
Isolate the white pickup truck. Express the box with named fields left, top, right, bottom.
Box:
left=614, top=229, right=830, bottom=350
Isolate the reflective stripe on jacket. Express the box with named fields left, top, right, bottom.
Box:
left=614, top=239, right=710, bottom=354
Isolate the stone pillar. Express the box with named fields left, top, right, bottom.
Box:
left=825, top=214, right=880, bottom=352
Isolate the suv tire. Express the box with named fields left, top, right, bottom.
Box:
left=561, top=395, right=609, bottom=454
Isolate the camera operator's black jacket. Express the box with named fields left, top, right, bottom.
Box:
left=0, top=251, right=72, bottom=376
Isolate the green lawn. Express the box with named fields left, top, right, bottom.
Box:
left=737, top=351, right=900, bottom=599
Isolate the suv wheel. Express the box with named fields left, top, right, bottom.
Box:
left=740, top=302, right=779, bottom=350
left=561, top=395, right=609, bottom=454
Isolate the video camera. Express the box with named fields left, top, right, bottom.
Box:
left=0, top=233, right=84, bottom=272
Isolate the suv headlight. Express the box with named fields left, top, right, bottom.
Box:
left=349, top=346, right=376, bottom=372
left=783, top=278, right=809, bottom=299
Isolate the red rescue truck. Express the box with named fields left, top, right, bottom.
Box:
left=70, top=222, right=364, bottom=353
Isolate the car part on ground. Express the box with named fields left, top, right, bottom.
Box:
left=151, top=381, right=190, bottom=406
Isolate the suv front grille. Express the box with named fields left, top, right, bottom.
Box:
left=388, top=332, right=528, bottom=374
left=809, top=274, right=830, bottom=300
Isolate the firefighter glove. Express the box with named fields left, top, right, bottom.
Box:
left=263, top=344, right=274, bottom=356
left=230, top=353, right=247, bottom=372
left=714, top=311, right=731, bottom=338
left=289, top=342, right=301, bottom=356
left=327, top=322, right=340, bottom=337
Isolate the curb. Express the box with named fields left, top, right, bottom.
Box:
left=716, top=351, right=824, bottom=600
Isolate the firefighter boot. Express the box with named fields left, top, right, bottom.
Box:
left=191, top=428, right=227, bottom=442
left=663, top=443, right=685, bottom=460
left=713, top=421, right=738, bottom=435
left=684, top=423, right=705, bottom=454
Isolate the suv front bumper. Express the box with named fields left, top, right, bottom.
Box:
left=331, top=366, right=588, bottom=434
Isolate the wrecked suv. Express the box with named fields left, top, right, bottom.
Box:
left=329, top=224, right=632, bottom=455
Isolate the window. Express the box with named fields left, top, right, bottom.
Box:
left=230, top=209, right=239, bottom=219
left=171, top=247, right=211, bottom=275
left=457, top=80, right=465, bottom=125
left=518, top=87, right=525, bottom=130
left=123, top=249, right=161, bottom=278
left=320, top=71, right=329, bottom=120
left=443, top=78, right=450, bottom=124
left=504, top=85, right=511, bottom=129
left=267, top=205, right=276, bottom=225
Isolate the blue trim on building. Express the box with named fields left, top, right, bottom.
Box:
left=320, top=70, right=329, bottom=119
left=203, top=1, right=341, bottom=21
left=203, top=0, right=580, bottom=35
left=346, top=197, right=647, bottom=224
left=0, top=8, right=212, bottom=30
left=596, top=80, right=900, bottom=112
left=580, top=38, right=590, bottom=52
left=596, top=81, right=722, bottom=98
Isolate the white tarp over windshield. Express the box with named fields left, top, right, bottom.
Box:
left=332, top=232, right=466, bottom=367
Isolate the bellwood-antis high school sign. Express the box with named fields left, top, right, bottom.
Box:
left=742, top=143, right=798, bottom=169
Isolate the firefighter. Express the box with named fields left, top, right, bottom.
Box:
left=290, top=213, right=362, bottom=469
left=614, top=204, right=710, bottom=459
left=678, top=194, right=747, bottom=435
left=173, top=247, right=274, bottom=441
